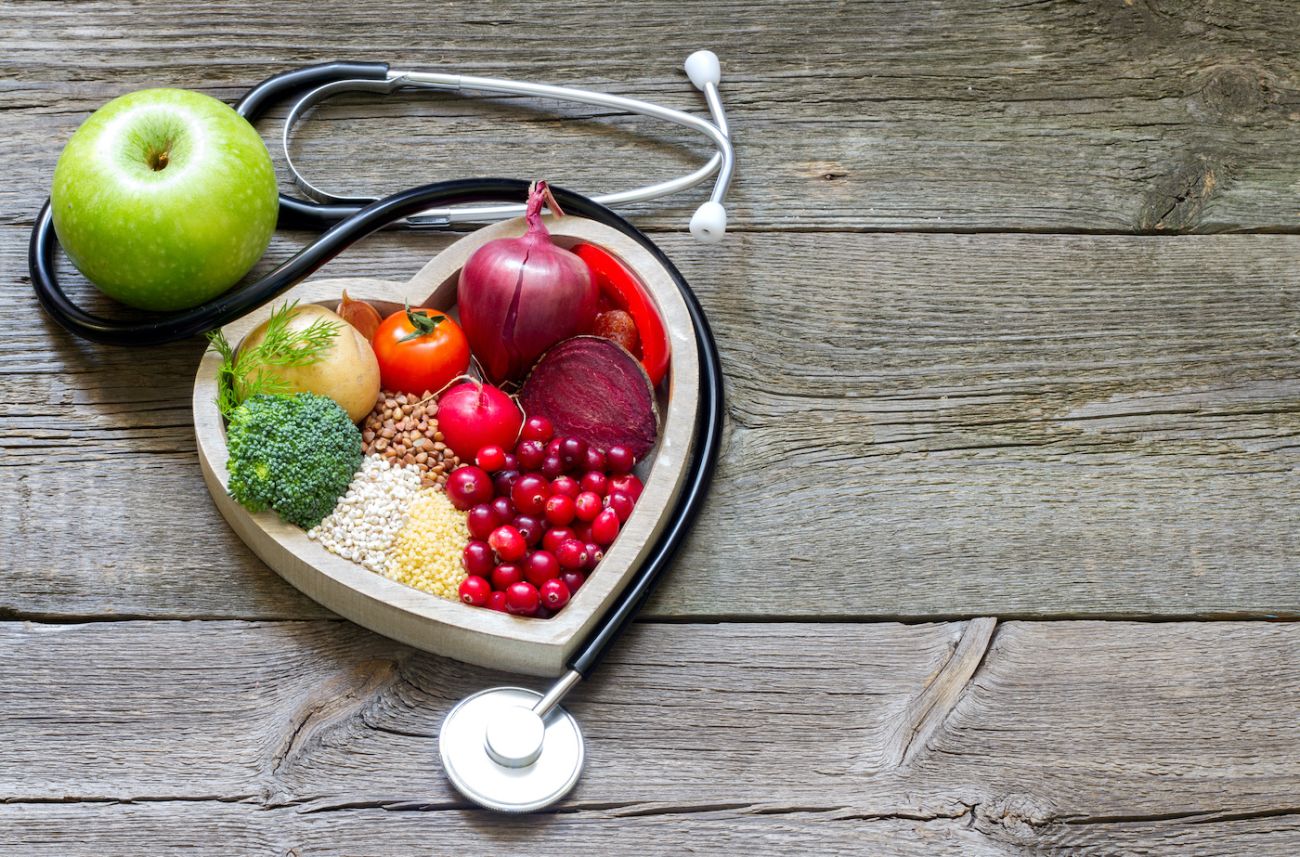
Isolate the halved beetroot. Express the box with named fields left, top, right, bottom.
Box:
left=520, top=336, right=660, bottom=459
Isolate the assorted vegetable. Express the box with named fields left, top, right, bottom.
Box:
left=232, top=302, right=381, bottom=423
left=519, top=336, right=659, bottom=460
left=435, top=380, right=523, bottom=461
left=457, top=181, right=597, bottom=383
left=220, top=180, right=669, bottom=618
left=225, top=392, right=363, bottom=529
left=372, top=304, right=470, bottom=396
left=574, top=242, right=670, bottom=386
left=208, top=300, right=343, bottom=421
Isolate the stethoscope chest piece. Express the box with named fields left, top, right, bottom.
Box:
left=439, top=686, right=584, bottom=812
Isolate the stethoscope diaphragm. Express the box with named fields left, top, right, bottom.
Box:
left=439, top=686, right=584, bottom=813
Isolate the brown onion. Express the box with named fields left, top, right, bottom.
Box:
left=457, top=181, right=597, bottom=383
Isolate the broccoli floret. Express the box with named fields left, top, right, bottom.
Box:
left=226, top=392, right=362, bottom=530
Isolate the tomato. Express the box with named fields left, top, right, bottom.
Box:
left=372, top=305, right=470, bottom=395
left=573, top=243, right=670, bottom=386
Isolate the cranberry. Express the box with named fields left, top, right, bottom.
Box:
left=580, top=471, right=608, bottom=497
left=545, top=438, right=564, bottom=458
left=574, top=491, right=602, bottom=522
left=466, top=504, right=499, bottom=540
left=492, top=469, right=521, bottom=498
left=486, top=590, right=509, bottom=612
left=591, top=507, right=620, bottom=546
left=505, top=581, right=540, bottom=615
left=550, top=475, right=580, bottom=498
left=543, top=527, right=576, bottom=554
left=491, top=562, right=523, bottom=591
left=560, top=569, right=586, bottom=593
left=511, top=473, right=550, bottom=516
left=533, top=604, right=553, bottom=620
left=462, top=540, right=495, bottom=577
left=609, top=473, right=643, bottom=501
left=540, top=578, right=571, bottom=609
left=521, top=415, right=554, bottom=442
left=572, top=521, right=593, bottom=543
left=513, top=514, right=544, bottom=547
left=459, top=575, right=491, bottom=606
left=475, top=445, right=508, bottom=473
left=515, top=439, right=546, bottom=471
left=490, top=496, right=516, bottom=523
left=584, top=447, right=607, bottom=473
left=501, top=453, right=519, bottom=471
left=556, top=539, right=589, bottom=570
left=606, top=445, right=635, bottom=475
left=559, top=437, right=589, bottom=470
left=446, top=465, right=493, bottom=510
left=583, top=542, right=605, bottom=571
left=604, top=491, right=635, bottom=523
left=541, top=454, right=565, bottom=479
left=488, top=525, right=527, bottom=561
left=544, top=493, right=577, bottom=526
left=525, top=550, right=560, bottom=586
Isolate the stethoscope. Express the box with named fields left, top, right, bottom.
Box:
left=28, top=56, right=731, bottom=812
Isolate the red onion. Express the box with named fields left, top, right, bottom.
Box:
left=457, top=181, right=597, bottom=383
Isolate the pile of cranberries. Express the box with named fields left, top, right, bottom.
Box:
left=444, top=415, right=643, bottom=618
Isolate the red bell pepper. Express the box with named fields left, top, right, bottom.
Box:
left=574, top=243, right=671, bottom=387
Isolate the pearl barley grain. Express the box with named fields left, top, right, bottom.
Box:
left=307, top=455, right=423, bottom=573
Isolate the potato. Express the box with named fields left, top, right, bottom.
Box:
left=239, top=303, right=380, bottom=422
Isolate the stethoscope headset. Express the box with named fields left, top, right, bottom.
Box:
left=28, top=56, right=732, bottom=811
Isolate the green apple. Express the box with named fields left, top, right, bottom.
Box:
left=50, top=88, right=279, bottom=312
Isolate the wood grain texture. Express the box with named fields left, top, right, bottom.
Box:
left=0, top=0, right=1297, bottom=233
left=4, top=229, right=1297, bottom=620
left=0, top=619, right=1295, bottom=855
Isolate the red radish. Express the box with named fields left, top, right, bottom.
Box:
left=437, top=381, right=523, bottom=461
left=519, top=336, right=659, bottom=459
left=457, top=181, right=598, bottom=383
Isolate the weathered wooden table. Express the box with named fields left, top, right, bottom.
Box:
left=3, top=2, right=1298, bottom=854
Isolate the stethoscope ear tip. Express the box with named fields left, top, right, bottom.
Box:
left=689, top=201, right=727, bottom=243
left=684, top=50, right=721, bottom=90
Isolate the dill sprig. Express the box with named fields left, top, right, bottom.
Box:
left=207, top=300, right=341, bottom=420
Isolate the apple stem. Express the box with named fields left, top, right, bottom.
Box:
left=146, top=145, right=171, bottom=172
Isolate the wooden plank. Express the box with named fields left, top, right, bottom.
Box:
left=0, top=619, right=1295, bottom=856
left=4, top=229, right=1298, bottom=620
left=0, top=804, right=1021, bottom=857
left=1, top=0, right=1297, bottom=233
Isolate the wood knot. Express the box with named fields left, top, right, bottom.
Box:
left=1136, top=155, right=1227, bottom=232
left=1193, top=65, right=1270, bottom=122
left=802, top=161, right=849, bottom=182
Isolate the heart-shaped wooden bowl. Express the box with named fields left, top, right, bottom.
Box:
left=193, top=216, right=700, bottom=676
